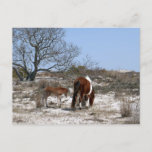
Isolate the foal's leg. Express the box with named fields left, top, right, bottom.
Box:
left=41, top=95, right=44, bottom=107
left=57, top=96, right=59, bottom=107
left=43, top=92, right=48, bottom=108
left=45, top=96, right=49, bottom=107
left=59, top=96, right=61, bottom=108
left=57, top=96, right=61, bottom=108
left=65, top=92, right=67, bottom=98
left=43, top=96, right=48, bottom=108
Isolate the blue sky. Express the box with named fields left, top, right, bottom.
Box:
left=64, top=28, right=140, bottom=72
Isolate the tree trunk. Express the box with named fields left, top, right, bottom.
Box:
left=13, top=67, right=24, bottom=81
left=26, top=71, right=37, bottom=81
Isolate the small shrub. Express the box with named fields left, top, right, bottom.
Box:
left=120, top=99, right=131, bottom=117
left=130, top=113, right=140, bottom=124
left=50, top=81, right=60, bottom=87
left=38, top=80, right=49, bottom=90
left=35, top=96, right=43, bottom=108
left=13, top=80, right=21, bottom=86
left=22, top=93, right=30, bottom=98
left=31, top=91, right=44, bottom=108
left=13, top=86, right=22, bottom=91
left=94, top=85, right=102, bottom=92
left=114, top=92, right=127, bottom=99
left=27, top=82, right=36, bottom=88
left=29, top=94, right=35, bottom=101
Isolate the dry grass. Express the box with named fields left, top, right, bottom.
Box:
left=26, top=81, right=36, bottom=87
left=132, top=114, right=140, bottom=124
left=120, top=99, right=132, bottom=117
left=89, top=69, right=139, bottom=95
left=120, top=97, right=140, bottom=124
left=13, top=79, right=21, bottom=85
left=12, top=70, right=140, bottom=124
left=94, top=85, right=103, bottom=93
left=13, top=86, right=22, bottom=91
left=37, top=79, right=61, bottom=90
left=31, top=91, right=44, bottom=108
left=49, top=81, right=61, bottom=87
left=22, top=93, right=30, bottom=98
left=37, top=79, right=49, bottom=89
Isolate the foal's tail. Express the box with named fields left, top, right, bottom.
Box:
left=71, top=80, right=80, bottom=108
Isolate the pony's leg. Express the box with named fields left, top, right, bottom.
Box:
left=86, top=98, right=89, bottom=108
left=79, top=101, right=82, bottom=110
left=83, top=95, right=89, bottom=108
left=79, top=93, right=83, bottom=110
left=75, top=94, right=79, bottom=107
left=71, top=93, right=77, bottom=109
left=75, top=95, right=78, bottom=108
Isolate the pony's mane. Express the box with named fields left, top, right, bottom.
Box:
left=85, top=75, right=92, bottom=83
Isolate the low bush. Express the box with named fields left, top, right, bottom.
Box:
left=37, top=80, right=49, bottom=90
left=120, top=99, right=131, bottom=117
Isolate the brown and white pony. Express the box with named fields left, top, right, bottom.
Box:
left=42, top=86, right=68, bottom=108
left=71, top=76, right=95, bottom=109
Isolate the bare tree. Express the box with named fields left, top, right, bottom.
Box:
left=13, top=28, right=80, bottom=81
left=67, top=55, right=99, bottom=77
left=81, top=55, right=98, bottom=69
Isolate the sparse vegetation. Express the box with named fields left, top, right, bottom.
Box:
left=91, top=70, right=139, bottom=95
left=120, top=99, right=132, bottom=117
left=37, top=80, right=49, bottom=90
left=12, top=28, right=139, bottom=125
left=13, top=69, right=140, bottom=125
left=34, top=92, right=43, bottom=108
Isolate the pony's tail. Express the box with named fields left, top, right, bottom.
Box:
left=71, top=80, right=80, bottom=108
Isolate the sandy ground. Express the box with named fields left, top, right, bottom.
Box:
left=13, top=87, right=140, bottom=125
